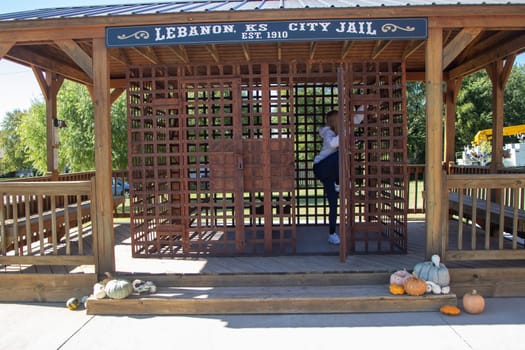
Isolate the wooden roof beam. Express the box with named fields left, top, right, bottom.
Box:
left=442, top=28, right=482, bottom=69
left=55, top=39, right=93, bottom=80
left=372, top=40, right=391, bottom=60
left=341, top=40, right=353, bottom=59
left=32, top=66, right=49, bottom=100
left=448, top=32, right=525, bottom=79
left=167, top=45, right=189, bottom=64
left=402, top=40, right=424, bottom=60
left=6, top=46, right=92, bottom=85
left=0, top=41, right=14, bottom=58
left=109, top=48, right=131, bottom=66
left=309, top=41, right=317, bottom=60
left=242, top=44, right=250, bottom=61
left=206, top=44, right=220, bottom=63
left=133, top=46, right=160, bottom=64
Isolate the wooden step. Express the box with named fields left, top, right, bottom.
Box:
left=86, top=284, right=457, bottom=315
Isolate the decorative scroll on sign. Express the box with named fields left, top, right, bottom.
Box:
left=106, top=18, right=427, bottom=47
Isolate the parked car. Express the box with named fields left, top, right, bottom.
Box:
left=112, top=178, right=130, bottom=196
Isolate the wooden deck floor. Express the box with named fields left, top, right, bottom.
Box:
left=3, top=217, right=523, bottom=275
left=113, top=218, right=428, bottom=274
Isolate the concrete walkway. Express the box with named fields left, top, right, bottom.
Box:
left=1, top=297, right=524, bottom=350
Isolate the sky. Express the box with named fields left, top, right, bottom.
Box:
left=0, top=0, right=166, bottom=121
left=0, top=0, right=524, bottom=122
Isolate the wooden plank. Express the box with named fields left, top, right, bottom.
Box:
left=0, top=255, right=95, bottom=265
left=86, top=285, right=457, bottom=315
left=0, top=273, right=97, bottom=302
left=446, top=249, right=525, bottom=261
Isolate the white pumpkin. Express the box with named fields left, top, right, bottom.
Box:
left=104, top=278, right=133, bottom=299
left=93, top=282, right=107, bottom=299
left=413, top=254, right=450, bottom=287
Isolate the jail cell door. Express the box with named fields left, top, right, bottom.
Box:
left=338, top=62, right=408, bottom=259
left=180, top=75, right=295, bottom=256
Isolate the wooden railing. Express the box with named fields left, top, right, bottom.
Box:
left=445, top=173, right=525, bottom=261
left=0, top=180, right=97, bottom=267
left=407, top=164, right=425, bottom=214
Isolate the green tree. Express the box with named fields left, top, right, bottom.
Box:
left=0, top=109, right=33, bottom=173
left=14, top=80, right=128, bottom=174
left=18, top=101, right=49, bottom=172
left=503, top=64, right=525, bottom=128
left=110, top=93, right=129, bottom=170
left=455, top=70, right=493, bottom=151
left=406, top=81, right=426, bottom=164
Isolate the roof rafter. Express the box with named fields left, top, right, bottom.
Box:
left=6, top=46, right=92, bottom=85
left=341, top=40, right=353, bottom=59
left=372, top=40, right=391, bottom=59
left=55, top=39, right=93, bottom=80
left=167, top=45, right=189, bottom=64
left=448, top=32, right=525, bottom=79
left=442, top=28, right=482, bottom=68
left=206, top=44, right=220, bottom=63
left=402, top=40, right=424, bottom=60
left=133, top=46, right=160, bottom=64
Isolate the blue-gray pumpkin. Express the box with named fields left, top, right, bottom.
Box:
left=413, top=254, right=450, bottom=287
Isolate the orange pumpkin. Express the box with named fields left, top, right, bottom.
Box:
left=404, top=276, right=427, bottom=296
left=462, top=290, right=485, bottom=314
left=440, top=304, right=461, bottom=315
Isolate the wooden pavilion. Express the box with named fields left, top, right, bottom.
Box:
left=1, top=1, right=525, bottom=309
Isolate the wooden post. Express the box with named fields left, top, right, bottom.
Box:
left=444, top=78, right=462, bottom=166
left=92, top=37, right=114, bottom=275
left=486, top=57, right=514, bottom=170
left=425, top=25, right=444, bottom=259
left=44, top=72, right=61, bottom=179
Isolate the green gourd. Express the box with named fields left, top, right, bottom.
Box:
left=413, top=254, right=450, bottom=288
left=104, top=278, right=133, bottom=299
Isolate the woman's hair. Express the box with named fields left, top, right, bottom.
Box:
left=325, top=110, right=339, bottom=133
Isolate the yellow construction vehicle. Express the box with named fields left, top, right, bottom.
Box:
left=473, top=124, right=525, bottom=145
left=457, top=124, right=525, bottom=167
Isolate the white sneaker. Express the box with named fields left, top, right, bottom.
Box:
left=328, top=233, right=340, bottom=245
left=334, top=183, right=340, bottom=192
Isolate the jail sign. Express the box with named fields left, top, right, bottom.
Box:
left=106, top=18, right=427, bottom=47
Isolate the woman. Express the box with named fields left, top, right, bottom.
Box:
left=313, top=110, right=341, bottom=245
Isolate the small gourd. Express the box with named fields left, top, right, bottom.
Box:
left=404, top=275, right=427, bottom=296
left=66, top=297, right=80, bottom=310
left=389, top=283, right=405, bottom=295
left=390, top=269, right=412, bottom=286
left=462, top=290, right=485, bottom=314
left=104, top=276, right=133, bottom=299
left=93, top=282, right=107, bottom=299
left=440, top=304, right=461, bottom=316
left=413, top=255, right=450, bottom=287
left=425, top=281, right=442, bottom=294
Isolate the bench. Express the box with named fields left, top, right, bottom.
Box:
left=448, top=191, right=525, bottom=236
left=1, top=196, right=125, bottom=253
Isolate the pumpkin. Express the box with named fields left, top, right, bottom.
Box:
left=66, top=297, right=80, bottom=310
left=104, top=278, right=133, bottom=299
left=404, top=275, right=427, bottom=296
left=389, top=283, right=405, bottom=295
left=93, top=282, right=107, bottom=299
left=462, top=290, right=485, bottom=314
left=390, top=269, right=412, bottom=286
left=440, top=304, right=461, bottom=315
left=413, top=254, right=450, bottom=287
